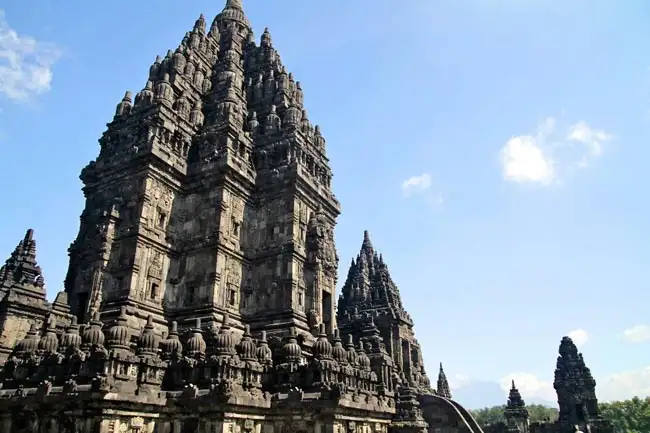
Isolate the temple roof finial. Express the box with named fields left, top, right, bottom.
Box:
left=362, top=230, right=373, bottom=251
left=224, top=0, right=243, bottom=11
left=215, top=0, right=250, bottom=30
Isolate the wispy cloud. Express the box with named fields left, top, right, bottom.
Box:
left=621, top=324, right=650, bottom=344
left=0, top=9, right=61, bottom=102
left=499, top=116, right=612, bottom=186
left=401, top=173, right=432, bottom=196
left=401, top=172, right=444, bottom=210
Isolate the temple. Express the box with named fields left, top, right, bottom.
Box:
left=484, top=337, right=614, bottom=433
left=0, top=1, right=486, bottom=432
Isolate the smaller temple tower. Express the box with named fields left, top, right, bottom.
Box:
left=437, top=363, right=452, bottom=398
left=0, top=229, right=46, bottom=302
left=504, top=381, right=529, bottom=433
left=0, top=229, right=72, bottom=363
left=336, top=231, right=432, bottom=392
left=553, top=336, right=609, bottom=431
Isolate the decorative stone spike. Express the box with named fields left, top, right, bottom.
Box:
left=137, top=315, right=160, bottom=357
left=185, top=318, right=206, bottom=359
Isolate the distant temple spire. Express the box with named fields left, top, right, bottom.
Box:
left=437, top=363, right=452, bottom=398
left=0, top=229, right=46, bottom=299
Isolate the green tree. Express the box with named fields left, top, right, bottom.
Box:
left=599, top=397, right=650, bottom=433
left=527, top=404, right=558, bottom=423
left=469, top=397, right=650, bottom=431
left=470, top=404, right=558, bottom=428
left=470, top=405, right=505, bottom=427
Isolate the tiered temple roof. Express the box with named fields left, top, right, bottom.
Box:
left=336, top=231, right=433, bottom=394
left=437, top=363, right=452, bottom=399
left=337, top=231, right=409, bottom=322
left=0, top=229, right=46, bottom=300
left=504, top=380, right=529, bottom=431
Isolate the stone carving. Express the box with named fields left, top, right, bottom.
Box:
left=226, top=260, right=241, bottom=287
left=151, top=178, right=174, bottom=212
left=307, top=309, right=320, bottom=330
left=306, top=208, right=338, bottom=274
left=148, top=250, right=164, bottom=278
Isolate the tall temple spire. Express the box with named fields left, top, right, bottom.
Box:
left=67, top=0, right=340, bottom=336
left=0, top=229, right=45, bottom=299
left=436, top=363, right=452, bottom=398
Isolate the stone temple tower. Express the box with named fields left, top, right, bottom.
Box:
left=554, top=337, right=604, bottom=428
left=62, top=0, right=340, bottom=339
left=336, top=231, right=432, bottom=392
left=504, top=381, right=529, bottom=433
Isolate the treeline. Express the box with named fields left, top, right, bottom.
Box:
left=469, top=404, right=558, bottom=427
left=469, top=397, right=650, bottom=433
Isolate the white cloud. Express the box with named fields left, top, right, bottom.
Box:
left=566, top=121, right=611, bottom=169
left=401, top=173, right=445, bottom=211
left=499, top=372, right=556, bottom=402
left=566, top=121, right=611, bottom=154
left=402, top=173, right=432, bottom=196
left=499, top=135, right=555, bottom=184
left=622, top=324, right=650, bottom=344
left=598, top=366, right=650, bottom=402
left=568, top=328, right=589, bottom=347
left=499, top=117, right=612, bottom=185
left=500, top=367, right=650, bottom=404
left=0, top=10, right=61, bottom=101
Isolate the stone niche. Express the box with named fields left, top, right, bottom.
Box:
left=105, top=416, right=156, bottom=433
left=334, top=420, right=390, bottom=433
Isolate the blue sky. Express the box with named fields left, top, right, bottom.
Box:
left=1, top=0, right=649, bottom=407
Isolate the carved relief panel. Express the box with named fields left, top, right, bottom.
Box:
left=222, top=255, right=242, bottom=309
left=147, top=178, right=175, bottom=232
left=109, top=416, right=152, bottom=433
left=229, top=194, right=245, bottom=243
